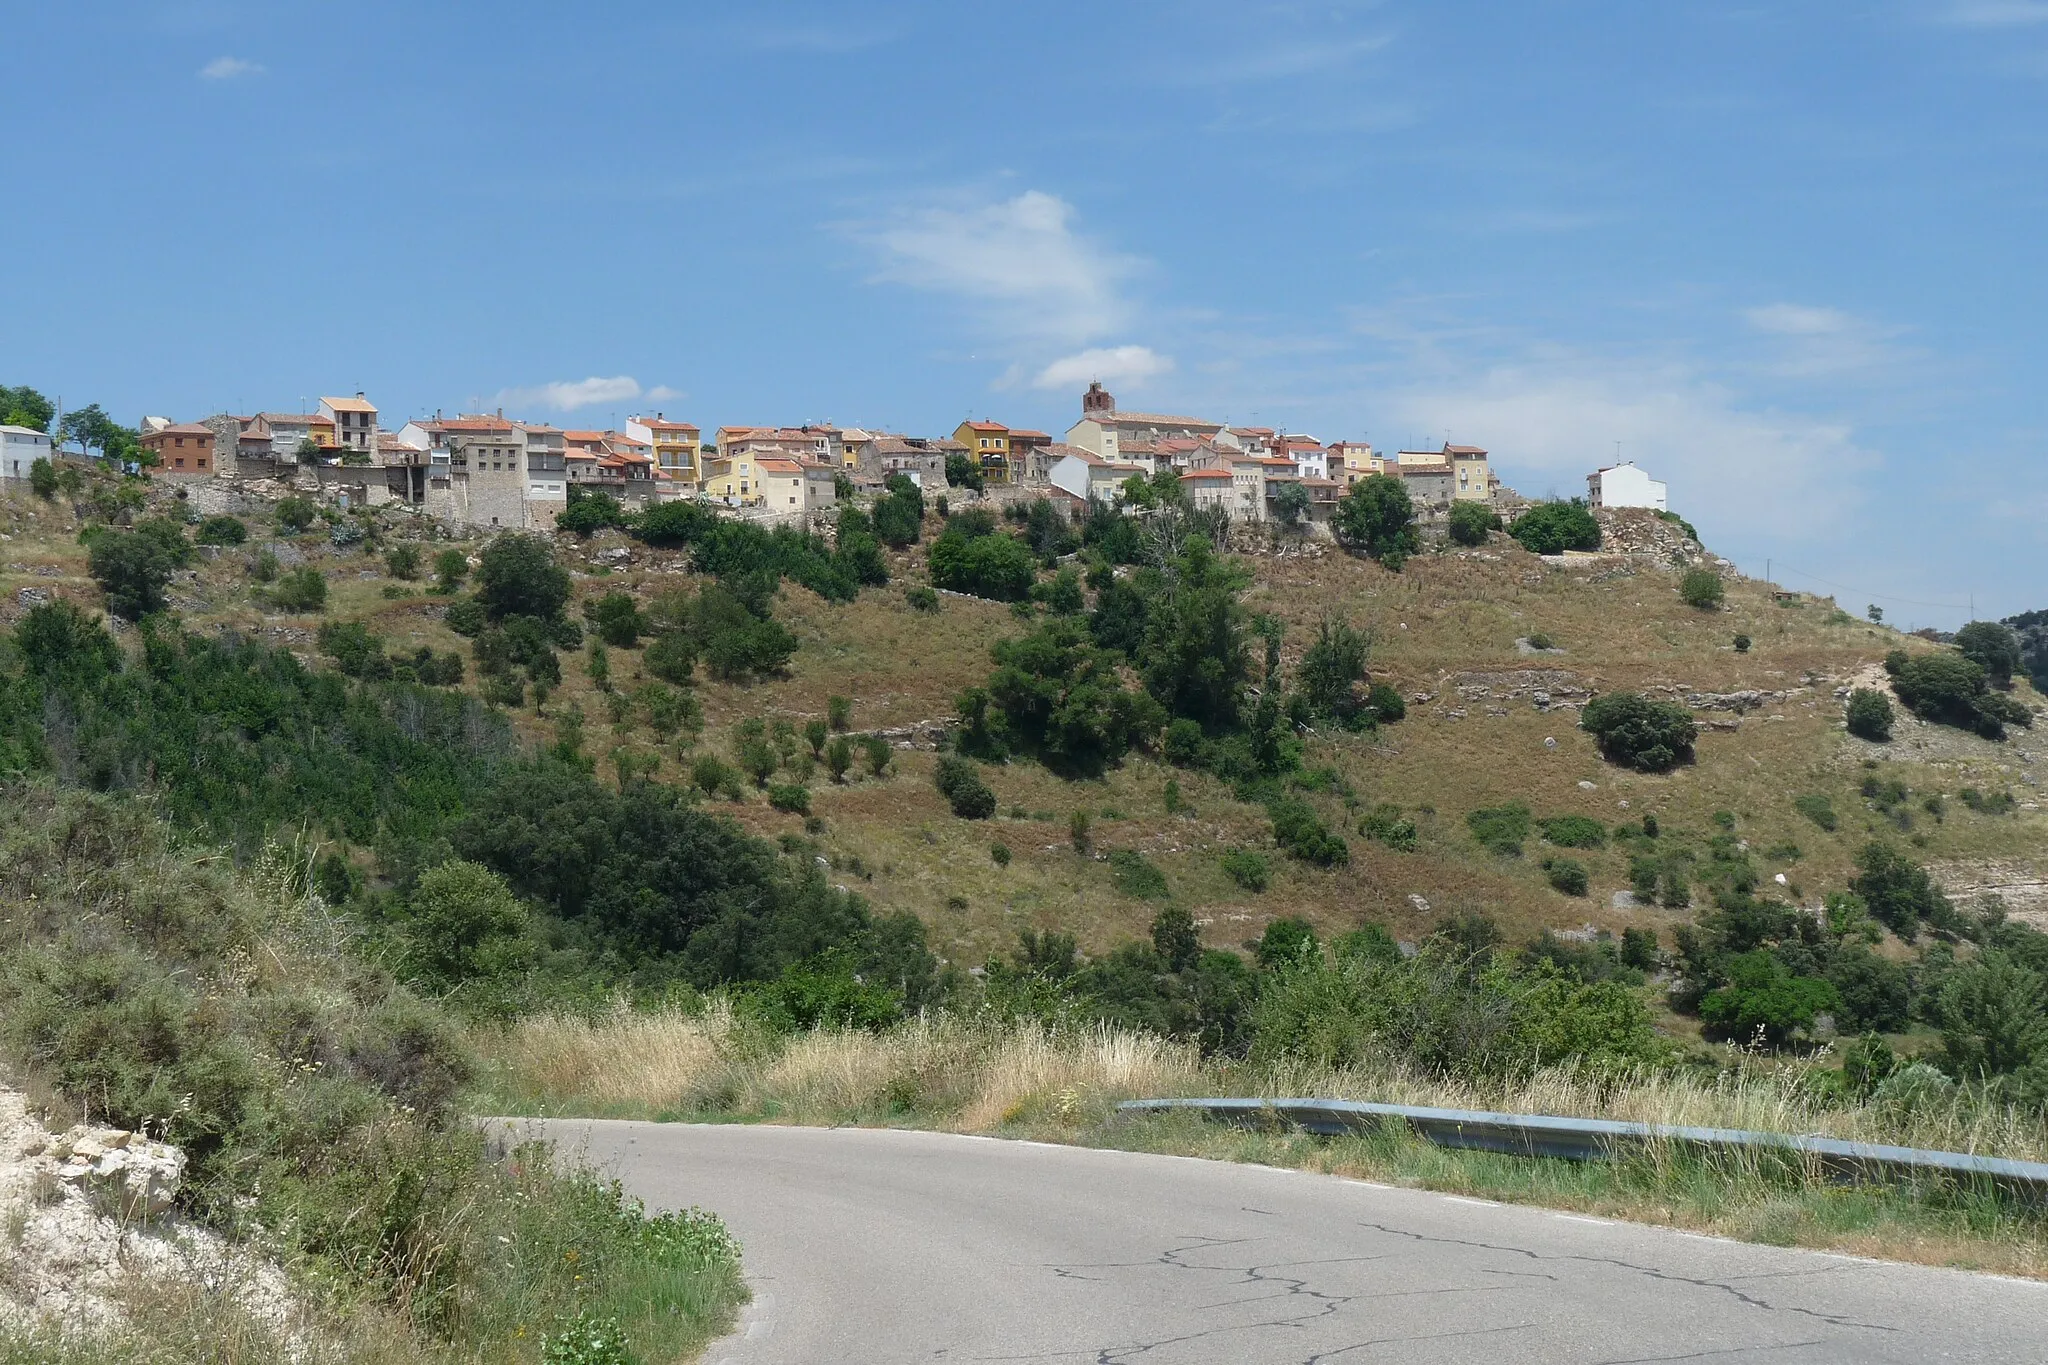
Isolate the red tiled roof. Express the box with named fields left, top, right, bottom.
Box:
left=961, top=420, right=1008, bottom=433
left=1006, top=429, right=1050, bottom=440
left=1180, top=470, right=1233, bottom=481
left=755, top=457, right=806, bottom=474
left=1099, top=411, right=1222, bottom=428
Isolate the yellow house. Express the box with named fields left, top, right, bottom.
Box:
left=953, top=420, right=1010, bottom=483
left=1329, top=440, right=1382, bottom=486
left=626, top=415, right=701, bottom=484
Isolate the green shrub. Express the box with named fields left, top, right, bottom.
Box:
left=1542, top=857, right=1590, bottom=896
left=1579, top=691, right=1697, bottom=771
left=270, top=565, right=328, bottom=612
left=1467, top=802, right=1531, bottom=856
left=88, top=530, right=178, bottom=619
left=1792, top=794, right=1838, bottom=831
left=195, top=514, right=248, bottom=546
left=1256, top=917, right=1320, bottom=971
left=1220, top=848, right=1269, bottom=891
left=645, top=630, right=698, bottom=685
left=1525, top=631, right=1556, bottom=651
left=907, top=584, right=939, bottom=612
left=1540, top=815, right=1605, bottom=848
left=1447, top=499, right=1500, bottom=546
left=1268, top=795, right=1348, bottom=866
left=1955, top=620, right=2022, bottom=688
left=1359, top=803, right=1418, bottom=851
left=1961, top=787, right=2017, bottom=815
left=584, top=590, right=645, bottom=648
left=274, top=496, right=317, bottom=532
left=1366, top=682, right=1406, bottom=724
left=1889, top=649, right=2031, bottom=738
left=1845, top=687, right=1893, bottom=741
left=1508, top=499, right=1600, bottom=554
left=990, top=841, right=1011, bottom=866
left=477, top=534, right=571, bottom=622
left=1733, top=633, right=1751, bottom=653
left=1108, top=849, right=1169, bottom=900
left=1850, top=840, right=1952, bottom=941
left=1698, top=950, right=1839, bottom=1045
left=767, top=783, right=811, bottom=815
left=1678, top=568, right=1725, bottom=610
left=432, top=546, right=470, bottom=593
left=928, top=522, right=1037, bottom=600
left=382, top=543, right=421, bottom=579
left=1332, top=474, right=1419, bottom=568
left=934, top=754, right=996, bottom=819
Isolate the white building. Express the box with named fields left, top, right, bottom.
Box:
left=1, top=425, right=53, bottom=483
left=1587, top=461, right=1668, bottom=512
left=1049, top=447, right=1146, bottom=503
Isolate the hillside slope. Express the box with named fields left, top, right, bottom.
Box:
left=5, top=486, right=2039, bottom=993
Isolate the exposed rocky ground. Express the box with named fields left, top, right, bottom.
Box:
left=0, top=1087, right=299, bottom=1337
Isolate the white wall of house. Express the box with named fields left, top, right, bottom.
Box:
left=1, top=426, right=53, bottom=482
left=1588, top=462, right=1668, bottom=511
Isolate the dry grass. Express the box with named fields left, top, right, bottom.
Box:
left=475, top=1007, right=2048, bottom=1276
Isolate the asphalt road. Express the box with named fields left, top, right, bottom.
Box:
left=509, top=1120, right=2048, bottom=1364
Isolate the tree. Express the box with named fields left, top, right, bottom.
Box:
left=1332, top=474, right=1418, bottom=568
left=1509, top=499, right=1601, bottom=554
left=476, top=534, right=570, bottom=622
left=1678, top=568, right=1725, bottom=610
left=873, top=475, right=924, bottom=548
left=27, top=457, right=57, bottom=498
left=1296, top=616, right=1373, bottom=729
left=1936, top=951, right=2048, bottom=1078
left=1579, top=692, right=1698, bottom=772
left=984, top=619, right=1165, bottom=776
left=0, top=384, right=55, bottom=432
left=88, top=531, right=177, bottom=620
left=1845, top=688, right=1893, bottom=742
left=271, top=566, right=328, bottom=612
left=1271, top=480, right=1311, bottom=529
left=1135, top=539, right=1252, bottom=732
left=1151, top=907, right=1202, bottom=974
left=1447, top=499, right=1500, bottom=546
left=1955, top=621, right=2022, bottom=688
left=826, top=735, right=854, bottom=782
left=404, top=860, right=535, bottom=987
left=583, top=590, right=645, bottom=648
left=557, top=487, right=631, bottom=537
left=944, top=451, right=985, bottom=492
left=1867, top=604, right=1884, bottom=624
left=384, top=544, right=421, bottom=580
left=1850, top=841, right=1951, bottom=941
left=195, top=515, right=248, bottom=546
left=1890, top=650, right=2028, bottom=738
left=1699, top=950, right=1838, bottom=1046
left=432, top=547, right=469, bottom=593
left=927, top=523, right=1037, bottom=601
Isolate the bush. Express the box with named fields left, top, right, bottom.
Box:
left=934, top=754, right=997, bottom=819
left=644, top=630, right=698, bottom=686
left=384, top=543, right=421, bottom=579
left=1850, top=841, right=1951, bottom=941
left=928, top=523, right=1037, bottom=600
left=1699, top=950, right=1838, bottom=1045
left=1467, top=802, right=1531, bottom=856
left=1359, top=803, right=1418, bottom=851
left=557, top=489, right=632, bottom=537
left=1543, top=857, right=1590, bottom=896
left=477, top=534, right=570, bottom=622
left=907, top=584, right=939, bottom=612
left=1332, top=474, right=1419, bottom=568
left=1508, top=499, right=1600, bottom=554
left=584, top=590, right=645, bottom=648
left=28, top=456, right=57, bottom=497
left=1446, top=499, right=1500, bottom=546
left=1845, top=688, right=1893, bottom=742
left=1792, top=794, right=1838, bottom=831
left=1540, top=815, right=1605, bottom=848
left=195, top=514, right=248, bottom=546
left=1108, top=849, right=1169, bottom=900
left=1890, top=650, right=2025, bottom=738
left=270, top=565, right=328, bottom=612
left=767, top=783, right=812, bottom=815
left=633, top=500, right=717, bottom=547
left=990, top=841, right=1011, bottom=866
left=274, top=496, right=317, bottom=532
left=1955, top=621, right=2022, bottom=688
left=1365, top=682, right=1406, bottom=724
left=1220, top=848, right=1270, bottom=891
left=1268, top=795, right=1348, bottom=866
left=1256, top=917, right=1320, bottom=971
left=860, top=733, right=893, bottom=778
left=1579, top=691, right=1697, bottom=771
left=1678, top=568, right=1725, bottom=610
left=1936, top=951, right=2048, bottom=1078
left=1825, top=946, right=1911, bottom=1034
left=88, top=531, right=178, bottom=620
left=1733, top=633, right=1751, bottom=653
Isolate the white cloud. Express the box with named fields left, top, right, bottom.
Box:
left=199, top=55, right=262, bottom=79
left=493, top=376, right=643, bottom=412
left=644, top=384, right=685, bottom=402
left=1032, top=345, right=1175, bottom=391
left=1382, top=360, right=1876, bottom=540
left=1937, top=1, right=2048, bottom=24
left=863, top=190, right=1140, bottom=346
left=1741, top=302, right=1906, bottom=378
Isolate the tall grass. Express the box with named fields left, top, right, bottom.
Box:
left=476, top=1003, right=2048, bottom=1161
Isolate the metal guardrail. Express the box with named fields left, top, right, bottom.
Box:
left=1116, top=1098, right=2048, bottom=1199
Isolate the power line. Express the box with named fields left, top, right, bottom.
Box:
left=1767, top=561, right=1972, bottom=612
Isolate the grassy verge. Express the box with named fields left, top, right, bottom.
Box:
left=473, top=1004, right=2048, bottom=1279
left=0, top=790, right=745, bottom=1364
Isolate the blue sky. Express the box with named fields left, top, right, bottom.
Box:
left=6, top=1, right=2044, bottom=625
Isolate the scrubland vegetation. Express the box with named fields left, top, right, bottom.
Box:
left=3, top=455, right=2048, bottom=1312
